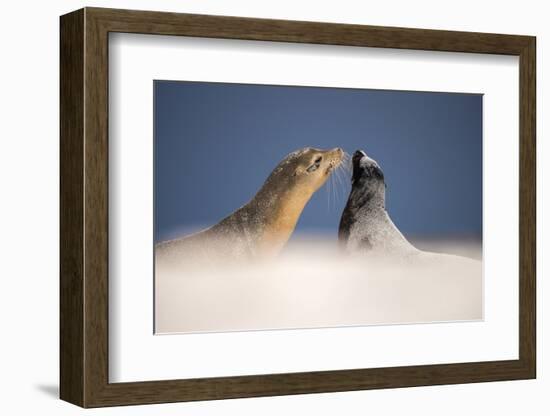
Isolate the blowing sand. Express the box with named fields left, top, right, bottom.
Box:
left=155, top=237, right=482, bottom=334
left=155, top=237, right=483, bottom=334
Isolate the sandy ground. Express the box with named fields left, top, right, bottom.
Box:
left=155, top=237, right=482, bottom=334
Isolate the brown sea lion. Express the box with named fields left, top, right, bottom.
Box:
left=156, top=147, right=344, bottom=266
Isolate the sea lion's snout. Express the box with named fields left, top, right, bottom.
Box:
left=330, top=147, right=344, bottom=164
left=353, top=150, right=367, bottom=162
left=327, top=147, right=344, bottom=160
left=322, top=147, right=344, bottom=174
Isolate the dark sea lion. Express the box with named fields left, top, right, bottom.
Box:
left=157, top=147, right=344, bottom=266
left=339, top=150, right=480, bottom=264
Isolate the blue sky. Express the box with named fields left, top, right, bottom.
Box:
left=154, top=81, right=482, bottom=243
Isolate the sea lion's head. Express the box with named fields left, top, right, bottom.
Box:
left=352, top=150, right=384, bottom=185
left=293, top=147, right=345, bottom=192
left=349, top=149, right=386, bottom=208
left=268, top=147, right=344, bottom=193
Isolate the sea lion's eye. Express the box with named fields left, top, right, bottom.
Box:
left=306, top=156, right=322, bottom=173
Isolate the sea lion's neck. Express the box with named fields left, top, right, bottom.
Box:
left=344, top=189, right=417, bottom=255
left=250, top=183, right=312, bottom=256
left=343, top=186, right=386, bottom=218
left=211, top=175, right=314, bottom=258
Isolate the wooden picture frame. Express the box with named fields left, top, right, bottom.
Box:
left=60, top=7, right=536, bottom=408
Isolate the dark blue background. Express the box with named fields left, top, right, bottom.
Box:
left=154, top=81, right=482, bottom=243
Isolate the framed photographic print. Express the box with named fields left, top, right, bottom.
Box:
left=60, top=7, right=536, bottom=408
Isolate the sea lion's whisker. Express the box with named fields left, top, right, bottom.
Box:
left=333, top=170, right=338, bottom=206
left=328, top=171, right=332, bottom=210
left=334, top=162, right=343, bottom=185
left=342, top=152, right=352, bottom=175
left=335, top=165, right=346, bottom=202
left=331, top=170, right=337, bottom=210
left=337, top=163, right=349, bottom=201
left=332, top=171, right=337, bottom=208
left=337, top=166, right=344, bottom=202
left=342, top=159, right=350, bottom=177
left=332, top=165, right=341, bottom=189
left=330, top=173, right=334, bottom=210
left=334, top=175, right=341, bottom=205
left=326, top=169, right=332, bottom=211
left=330, top=172, right=334, bottom=211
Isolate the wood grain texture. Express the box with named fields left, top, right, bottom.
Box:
left=89, top=7, right=532, bottom=54
left=59, top=8, right=84, bottom=407
left=518, top=38, right=536, bottom=375
left=83, top=10, right=110, bottom=406
left=59, top=7, right=537, bottom=408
